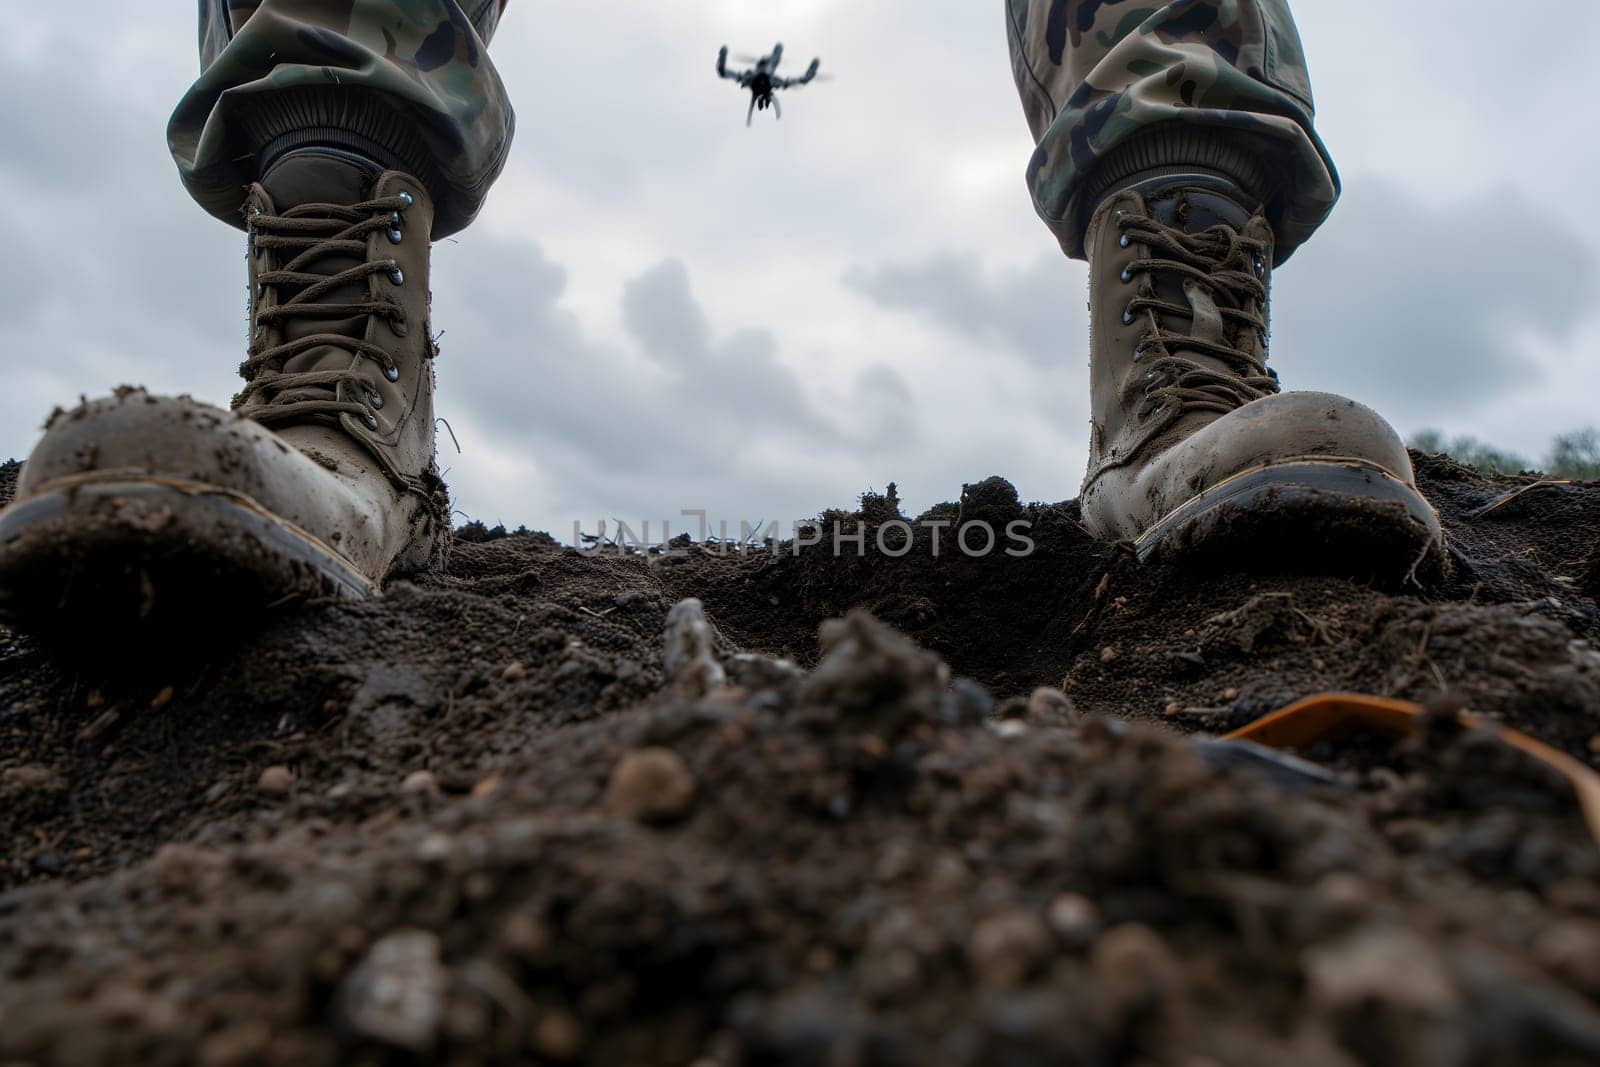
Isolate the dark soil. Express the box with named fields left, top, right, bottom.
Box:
left=3, top=454, right=1600, bottom=1066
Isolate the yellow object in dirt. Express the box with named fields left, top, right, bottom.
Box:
left=1225, top=692, right=1600, bottom=850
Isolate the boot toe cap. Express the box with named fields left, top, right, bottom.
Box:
left=1174, top=391, right=1417, bottom=490
left=1082, top=390, right=1426, bottom=545
left=13, top=388, right=385, bottom=555
left=19, top=389, right=304, bottom=505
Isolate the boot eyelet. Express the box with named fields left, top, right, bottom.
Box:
left=362, top=412, right=379, bottom=430
left=365, top=390, right=384, bottom=410
left=1254, top=256, right=1266, bottom=278
left=388, top=228, right=403, bottom=244
left=1120, top=267, right=1133, bottom=284
left=1132, top=346, right=1144, bottom=362
left=384, top=364, right=401, bottom=383
left=1122, top=309, right=1134, bottom=326
left=387, top=262, right=405, bottom=285
left=1119, top=234, right=1131, bottom=249
left=398, top=191, right=414, bottom=208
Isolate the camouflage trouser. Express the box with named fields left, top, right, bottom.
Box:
left=169, top=0, right=513, bottom=238
left=1005, top=0, right=1339, bottom=262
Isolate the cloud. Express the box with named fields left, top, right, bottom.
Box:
left=843, top=253, right=1082, bottom=366
left=431, top=235, right=915, bottom=529
left=1271, top=179, right=1597, bottom=424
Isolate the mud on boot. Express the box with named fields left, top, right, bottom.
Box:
left=0, top=150, right=448, bottom=641
left=1080, top=174, right=1444, bottom=578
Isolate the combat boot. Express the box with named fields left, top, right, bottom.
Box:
left=1080, top=174, right=1443, bottom=572
left=0, top=149, right=448, bottom=637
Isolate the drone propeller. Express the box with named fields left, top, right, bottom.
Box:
left=731, top=53, right=764, bottom=64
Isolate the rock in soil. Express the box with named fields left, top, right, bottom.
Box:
left=1, top=455, right=1599, bottom=1065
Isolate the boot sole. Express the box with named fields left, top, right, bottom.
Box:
left=0, top=474, right=373, bottom=641
left=1133, top=459, right=1445, bottom=577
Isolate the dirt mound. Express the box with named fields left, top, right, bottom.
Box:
left=2, top=455, right=1599, bottom=1065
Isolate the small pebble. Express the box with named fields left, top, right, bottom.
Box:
left=401, top=770, right=440, bottom=795
left=257, top=765, right=294, bottom=796
left=533, top=1007, right=585, bottom=1059
left=1047, top=893, right=1100, bottom=945
left=337, top=928, right=447, bottom=1053
left=1163, top=701, right=1183, bottom=716
left=416, top=833, right=453, bottom=863
left=605, top=747, right=697, bottom=823
left=1099, top=646, right=1117, bottom=664
left=1221, top=687, right=1239, bottom=701
left=501, top=661, right=527, bottom=683
left=149, top=686, right=175, bottom=710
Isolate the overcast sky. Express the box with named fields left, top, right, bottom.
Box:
left=3, top=1, right=1598, bottom=534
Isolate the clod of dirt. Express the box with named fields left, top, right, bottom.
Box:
left=605, top=747, right=697, bottom=823
left=1025, top=686, right=1075, bottom=724
left=1200, top=592, right=1317, bottom=656
left=336, top=928, right=448, bottom=1053
left=1090, top=923, right=1181, bottom=1029
left=968, top=909, right=1054, bottom=989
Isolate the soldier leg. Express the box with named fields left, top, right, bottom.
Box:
left=0, top=1, right=519, bottom=637
left=170, top=0, right=514, bottom=238
left=1004, top=0, right=1337, bottom=262
left=1003, top=1, right=1443, bottom=572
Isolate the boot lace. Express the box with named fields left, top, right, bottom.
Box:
left=1118, top=213, right=1279, bottom=429
left=236, top=195, right=414, bottom=427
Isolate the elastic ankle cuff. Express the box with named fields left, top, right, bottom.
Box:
left=1077, top=124, right=1274, bottom=236
left=233, top=87, right=443, bottom=216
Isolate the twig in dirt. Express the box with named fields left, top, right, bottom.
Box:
left=578, top=606, right=615, bottom=620
left=664, top=598, right=726, bottom=697
left=1403, top=535, right=1435, bottom=590
left=1468, top=479, right=1572, bottom=519
left=1289, top=606, right=1336, bottom=646
left=1071, top=572, right=1114, bottom=638
left=1165, top=705, right=1232, bottom=721
left=1427, top=659, right=1448, bottom=691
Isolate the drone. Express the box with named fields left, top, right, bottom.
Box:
left=716, top=43, right=824, bottom=126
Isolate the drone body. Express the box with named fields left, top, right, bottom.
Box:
left=717, top=43, right=822, bottom=126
